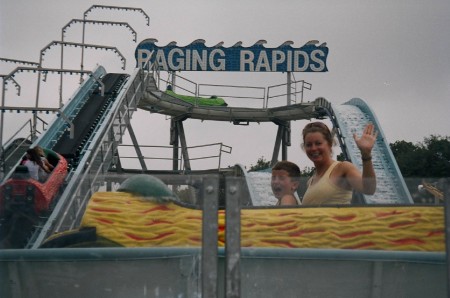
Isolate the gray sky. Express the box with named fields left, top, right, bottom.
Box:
left=1, top=0, right=449, bottom=170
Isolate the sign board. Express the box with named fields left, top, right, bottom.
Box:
left=135, top=39, right=328, bottom=72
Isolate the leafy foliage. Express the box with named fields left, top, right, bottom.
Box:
left=249, top=156, right=314, bottom=177
left=390, top=135, right=450, bottom=178
left=249, top=156, right=271, bottom=172
left=390, top=135, right=450, bottom=203
left=299, top=166, right=315, bottom=177
left=337, top=152, right=346, bottom=161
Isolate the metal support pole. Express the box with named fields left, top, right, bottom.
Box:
left=0, top=78, right=6, bottom=161
left=282, top=121, right=291, bottom=161
left=60, top=31, right=65, bottom=107
left=57, top=111, right=75, bottom=139
left=34, top=54, right=44, bottom=139
left=170, top=119, right=179, bottom=171
left=80, top=13, right=87, bottom=82
left=127, top=122, right=147, bottom=171
left=282, top=134, right=288, bottom=161
left=443, top=178, right=450, bottom=297
left=225, top=177, right=241, bottom=298
left=271, top=125, right=284, bottom=166
left=284, top=72, right=292, bottom=160
left=113, top=143, right=123, bottom=174
left=176, top=120, right=191, bottom=171
left=287, top=71, right=292, bottom=106
left=171, top=71, right=176, bottom=91
left=201, top=175, right=219, bottom=298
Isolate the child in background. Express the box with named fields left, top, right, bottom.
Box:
left=271, top=160, right=301, bottom=206
left=23, top=148, right=50, bottom=181
left=34, top=146, right=54, bottom=172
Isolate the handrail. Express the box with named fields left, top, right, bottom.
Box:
left=35, top=114, right=49, bottom=135
left=266, top=79, right=312, bottom=107
left=170, top=73, right=198, bottom=96
left=0, top=116, right=48, bottom=176
left=150, top=67, right=311, bottom=109
left=2, top=119, right=33, bottom=149
left=118, top=142, right=232, bottom=170
left=142, top=53, right=163, bottom=90
left=160, top=74, right=198, bottom=98
left=0, top=119, right=33, bottom=176
left=146, top=65, right=199, bottom=99
left=421, top=181, right=444, bottom=203
left=198, top=84, right=266, bottom=107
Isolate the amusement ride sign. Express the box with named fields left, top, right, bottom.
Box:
left=135, top=39, right=328, bottom=72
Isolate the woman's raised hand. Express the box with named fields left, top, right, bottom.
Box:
left=353, top=123, right=378, bottom=156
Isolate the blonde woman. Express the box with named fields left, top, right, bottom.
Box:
left=301, top=122, right=377, bottom=205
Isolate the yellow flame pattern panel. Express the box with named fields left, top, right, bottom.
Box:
left=81, top=192, right=444, bottom=251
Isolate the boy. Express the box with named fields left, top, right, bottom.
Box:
left=271, top=161, right=301, bottom=206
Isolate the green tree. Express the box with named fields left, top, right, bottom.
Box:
left=390, top=135, right=450, bottom=178
left=390, top=140, right=427, bottom=177
left=422, top=135, right=450, bottom=177
left=300, top=166, right=315, bottom=177
left=249, top=156, right=315, bottom=176
left=336, top=152, right=345, bottom=161
left=249, top=156, right=271, bottom=172
left=390, top=135, right=450, bottom=203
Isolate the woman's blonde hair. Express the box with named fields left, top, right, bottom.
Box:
left=301, top=122, right=337, bottom=149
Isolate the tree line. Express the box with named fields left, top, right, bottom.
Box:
left=390, top=135, right=449, bottom=203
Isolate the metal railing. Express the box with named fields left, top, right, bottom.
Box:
left=198, top=84, right=266, bottom=107
left=118, top=142, right=232, bottom=171
left=0, top=116, right=50, bottom=178
left=266, top=79, right=312, bottom=107
left=150, top=68, right=311, bottom=109
left=2, top=119, right=34, bottom=150
left=168, top=72, right=198, bottom=96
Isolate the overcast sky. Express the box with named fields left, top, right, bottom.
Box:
left=1, top=0, right=449, bottom=170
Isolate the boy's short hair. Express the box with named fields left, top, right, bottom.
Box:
left=272, top=161, right=301, bottom=182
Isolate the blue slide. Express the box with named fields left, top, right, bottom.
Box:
left=331, top=98, right=413, bottom=204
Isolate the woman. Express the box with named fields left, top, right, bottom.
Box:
left=301, top=122, right=377, bottom=205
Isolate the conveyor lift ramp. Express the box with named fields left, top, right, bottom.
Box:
left=30, top=66, right=154, bottom=248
